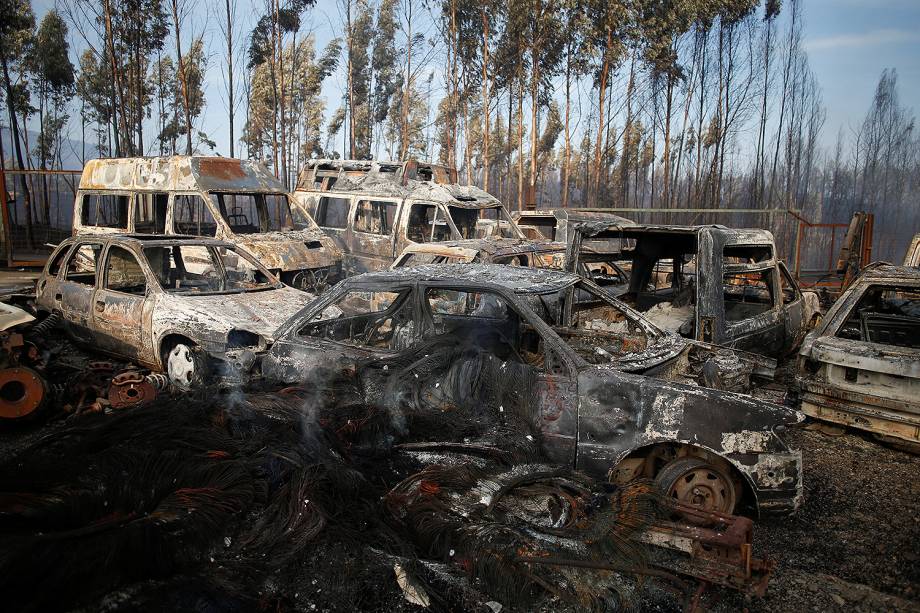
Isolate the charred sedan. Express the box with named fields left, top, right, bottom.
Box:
left=264, top=264, right=802, bottom=517
left=35, top=235, right=313, bottom=389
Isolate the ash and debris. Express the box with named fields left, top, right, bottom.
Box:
left=0, top=328, right=917, bottom=612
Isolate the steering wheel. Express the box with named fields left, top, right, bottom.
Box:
left=362, top=316, right=388, bottom=346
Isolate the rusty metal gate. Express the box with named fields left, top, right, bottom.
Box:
left=0, top=167, right=81, bottom=266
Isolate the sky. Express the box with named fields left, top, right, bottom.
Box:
left=29, top=0, right=920, bottom=161
left=802, top=0, right=920, bottom=145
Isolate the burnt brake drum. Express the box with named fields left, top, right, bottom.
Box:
left=0, top=367, right=48, bottom=420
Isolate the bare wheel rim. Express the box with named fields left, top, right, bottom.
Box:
left=666, top=464, right=736, bottom=513
left=166, top=344, right=198, bottom=389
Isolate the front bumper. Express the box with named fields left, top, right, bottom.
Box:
left=207, top=348, right=264, bottom=387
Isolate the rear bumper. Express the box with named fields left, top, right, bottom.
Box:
left=799, top=380, right=920, bottom=444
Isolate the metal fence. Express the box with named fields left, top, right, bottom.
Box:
left=0, top=168, right=80, bottom=266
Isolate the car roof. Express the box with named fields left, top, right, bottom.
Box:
left=403, top=238, right=566, bottom=257
left=66, top=233, right=237, bottom=248
left=79, top=156, right=287, bottom=193
left=572, top=221, right=774, bottom=243
left=856, top=262, right=920, bottom=283
left=348, top=263, right=581, bottom=293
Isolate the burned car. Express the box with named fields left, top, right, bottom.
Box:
left=35, top=235, right=313, bottom=389
left=567, top=222, right=821, bottom=358
left=513, top=208, right=634, bottom=243
left=391, top=237, right=567, bottom=270
left=73, top=156, right=343, bottom=291
left=263, top=264, right=801, bottom=517
left=294, top=159, right=531, bottom=274
left=796, top=263, right=920, bottom=449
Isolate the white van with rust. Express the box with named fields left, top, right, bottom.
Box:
left=72, top=156, right=343, bottom=291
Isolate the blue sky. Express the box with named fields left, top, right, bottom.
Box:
left=30, top=0, right=920, bottom=159
left=803, top=0, right=920, bottom=144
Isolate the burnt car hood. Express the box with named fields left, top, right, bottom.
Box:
left=163, top=286, right=313, bottom=341
left=593, top=333, right=689, bottom=373
left=237, top=230, right=342, bottom=271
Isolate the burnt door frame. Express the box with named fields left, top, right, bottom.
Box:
left=350, top=198, right=402, bottom=272
left=58, top=240, right=105, bottom=344
left=92, top=244, right=151, bottom=360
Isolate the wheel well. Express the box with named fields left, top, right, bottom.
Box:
left=159, top=334, right=196, bottom=368
left=610, top=442, right=758, bottom=517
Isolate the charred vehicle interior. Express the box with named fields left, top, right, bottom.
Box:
left=566, top=223, right=819, bottom=358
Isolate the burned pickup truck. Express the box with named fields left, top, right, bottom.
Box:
left=263, top=264, right=801, bottom=517
left=35, top=235, right=312, bottom=389
left=293, top=159, right=530, bottom=274
left=567, top=222, right=821, bottom=358
left=73, top=156, right=343, bottom=291
left=796, top=263, right=920, bottom=450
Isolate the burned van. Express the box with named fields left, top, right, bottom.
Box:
left=293, top=159, right=529, bottom=274
left=73, top=156, right=343, bottom=291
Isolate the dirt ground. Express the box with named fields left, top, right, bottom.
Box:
left=712, top=426, right=920, bottom=613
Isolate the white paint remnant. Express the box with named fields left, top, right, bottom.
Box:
left=720, top=430, right=771, bottom=454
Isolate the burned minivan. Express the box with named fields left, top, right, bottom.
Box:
left=293, top=159, right=529, bottom=274
left=796, top=264, right=920, bottom=449
left=73, top=156, right=343, bottom=291
left=263, top=264, right=802, bottom=517
left=567, top=222, right=821, bottom=358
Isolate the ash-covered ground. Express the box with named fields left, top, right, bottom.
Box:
left=1, top=376, right=918, bottom=612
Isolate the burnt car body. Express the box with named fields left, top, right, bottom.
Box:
left=567, top=222, right=821, bottom=358
left=263, top=264, right=801, bottom=517
left=293, top=159, right=530, bottom=274
left=35, top=235, right=313, bottom=388
left=73, top=156, right=343, bottom=291
left=391, top=238, right=567, bottom=270
left=796, top=264, right=920, bottom=448
left=512, top=209, right=635, bottom=244
left=904, top=233, right=920, bottom=267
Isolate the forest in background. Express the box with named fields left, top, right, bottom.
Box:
left=0, top=0, right=918, bottom=261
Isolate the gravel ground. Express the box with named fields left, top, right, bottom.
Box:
left=712, top=426, right=920, bottom=613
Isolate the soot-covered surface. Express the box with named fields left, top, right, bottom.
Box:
left=0, top=390, right=678, bottom=613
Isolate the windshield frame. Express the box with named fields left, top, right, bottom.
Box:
left=143, top=243, right=282, bottom=295
left=475, top=204, right=525, bottom=239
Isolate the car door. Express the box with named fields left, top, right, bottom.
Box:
left=58, top=241, right=104, bottom=344
left=778, top=262, right=806, bottom=354
left=92, top=245, right=151, bottom=361
left=416, top=283, right=579, bottom=465
left=350, top=198, right=400, bottom=272
left=720, top=265, right=785, bottom=355
left=313, top=195, right=353, bottom=265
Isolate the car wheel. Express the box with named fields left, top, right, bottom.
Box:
left=655, top=456, right=737, bottom=515
left=166, top=342, right=207, bottom=391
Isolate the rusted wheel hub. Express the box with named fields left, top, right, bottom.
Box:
left=655, top=457, right=737, bottom=515
left=0, top=367, right=47, bottom=420
left=109, top=371, right=158, bottom=410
